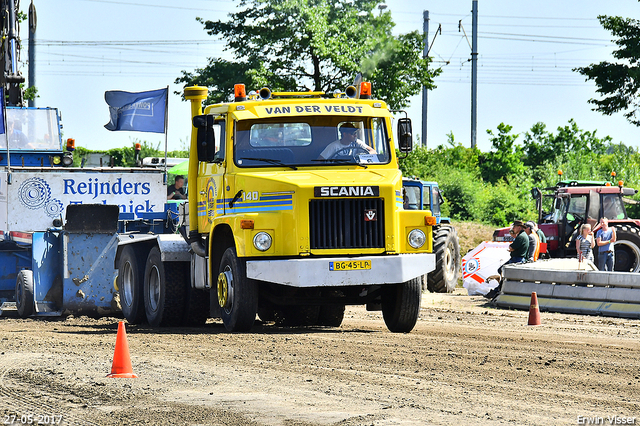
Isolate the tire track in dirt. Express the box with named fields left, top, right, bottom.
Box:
left=0, top=353, right=100, bottom=426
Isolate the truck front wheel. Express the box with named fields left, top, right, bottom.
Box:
left=118, top=245, right=146, bottom=324
left=381, top=277, right=421, bottom=333
left=15, top=270, right=34, bottom=318
left=143, top=247, right=187, bottom=327
left=217, top=247, right=258, bottom=332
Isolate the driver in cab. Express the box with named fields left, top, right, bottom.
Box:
left=318, top=122, right=375, bottom=160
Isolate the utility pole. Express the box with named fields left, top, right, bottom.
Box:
left=471, top=0, right=478, bottom=149
left=28, top=0, right=36, bottom=107
left=421, top=10, right=429, bottom=148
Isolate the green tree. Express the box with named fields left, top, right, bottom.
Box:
left=523, top=119, right=610, bottom=164
left=175, top=0, right=440, bottom=108
left=479, top=123, right=524, bottom=185
left=575, top=14, right=640, bottom=126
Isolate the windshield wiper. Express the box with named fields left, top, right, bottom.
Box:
left=240, top=157, right=298, bottom=170
left=312, top=158, right=368, bottom=169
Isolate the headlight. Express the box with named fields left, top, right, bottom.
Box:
left=62, top=152, right=74, bottom=166
left=408, top=229, right=426, bottom=249
left=253, top=232, right=272, bottom=251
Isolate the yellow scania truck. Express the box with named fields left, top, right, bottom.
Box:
left=118, top=82, right=436, bottom=333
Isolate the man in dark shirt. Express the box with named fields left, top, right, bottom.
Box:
left=486, top=220, right=529, bottom=299
left=507, top=220, right=529, bottom=262
left=167, top=175, right=187, bottom=200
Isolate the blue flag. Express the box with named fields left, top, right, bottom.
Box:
left=104, top=88, right=167, bottom=133
left=0, top=88, right=5, bottom=135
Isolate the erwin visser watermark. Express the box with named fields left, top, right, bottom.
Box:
left=577, top=415, right=636, bottom=425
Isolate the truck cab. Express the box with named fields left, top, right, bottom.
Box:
left=182, top=83, right=436, bottom=332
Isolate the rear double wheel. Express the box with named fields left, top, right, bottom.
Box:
left=144, top=247, right=187, bottom=327
left=118, top=246, right=146, bottom=324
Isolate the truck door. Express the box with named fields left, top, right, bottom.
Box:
left=197, top=119, right=225, bottom=233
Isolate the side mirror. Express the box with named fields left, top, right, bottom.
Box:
left=193, top=114, right=216, bottom=162
left=530, top=187, right=541, bottom=200
left=397, top=118, right=413, bottom=153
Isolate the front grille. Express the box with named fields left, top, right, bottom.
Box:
left=309, top=198, right=385, bottom=249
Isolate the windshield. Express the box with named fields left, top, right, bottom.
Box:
left=403, top=186, right=420, bottom=210
left=234, top=117, right=391, bottom=168
left=0, top=108, right=62, bottom=151
left=602, top=193, right=626, bottom=220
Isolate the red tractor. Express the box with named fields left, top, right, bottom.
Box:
left=493, top=180, right=640, bottom=272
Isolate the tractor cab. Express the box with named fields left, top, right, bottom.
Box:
left=0, top=107, right=73, bottom=167
left=528, top=183, right=640, bottom=271
left=402, top=178, right=448, bottom=224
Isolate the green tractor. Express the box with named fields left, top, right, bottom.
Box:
left=403, top=178, right=461, bottom=292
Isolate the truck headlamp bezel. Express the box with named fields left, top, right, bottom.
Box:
left=253, top=232, right=272, bottom=252
left=408, top=229, right=426, bottom=249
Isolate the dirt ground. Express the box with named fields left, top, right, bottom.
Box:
left=1, top=289, right=639, bottom=426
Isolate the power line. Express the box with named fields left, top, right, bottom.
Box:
left=73, top=0, right=233, bottom=12
left=429, top=12, right=596, bottom=21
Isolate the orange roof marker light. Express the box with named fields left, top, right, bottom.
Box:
left=234, top=84, right=247, bottom=102
left=619, top=180, right=624, bottom=187
left=66, top=138, right=75, bottom=151
left=359, top=81, right=372, bottom=99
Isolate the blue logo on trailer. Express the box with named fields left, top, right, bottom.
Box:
left=18, top=177, right=63, bottom=218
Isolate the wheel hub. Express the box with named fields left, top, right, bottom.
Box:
left=217, top=270, right=234, bottom=309
left=122, top=262, right=134, bottom=307
left=148, top=265, right=161, bottom=312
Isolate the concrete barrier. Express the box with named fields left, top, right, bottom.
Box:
left=494, top=259, right=640, bottom=318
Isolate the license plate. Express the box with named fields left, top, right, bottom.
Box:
left=329, top=260, right=371, bottom=271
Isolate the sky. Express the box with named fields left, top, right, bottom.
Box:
left=22, top=0, right=640, bottom=153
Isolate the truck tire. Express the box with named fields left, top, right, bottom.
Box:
left=381, top=277, right=421, bottom=333
left=317, top=304, right=345, bottom=327
left=612, top=225, right=640, bottom=272
left=426, top=225, right=460, bottom=293
left=217, top=247, right=258, bottom=332
left=15, top=270, right=34, bottom=318
left=143, top=247, right=187, bottom=327
left=182, top=285, right=209, bottom=326
left=118, top=245, right=146, bottom=324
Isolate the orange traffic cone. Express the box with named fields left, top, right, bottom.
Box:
left=107, top=321, right=138, bottom=378
left=528, top=292, right=541, bottom=326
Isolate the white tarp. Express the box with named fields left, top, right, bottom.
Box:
left=0, top=169, right=166, bottom=233
left=462, top=241, right=511, bottom=296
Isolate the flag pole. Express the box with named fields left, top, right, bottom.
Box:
left=2, top=88, right=11, bottom=182
left=163, top=85, right=168, bottom=185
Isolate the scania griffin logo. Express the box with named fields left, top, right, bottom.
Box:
left=314, top=186, right=380, bottom=197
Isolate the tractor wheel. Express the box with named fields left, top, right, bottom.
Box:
left=426, top=225, right=461, bottom=293
left=15, top=270, right=34, bottom=318
left=143, top=247, right=187, bottom=327
left=381, top=277, right=422, bottom=333
left=217, top=247, right=258, bottom=332
left=612, top=225, right=640, bottom=272
left=118, top=245, right=146, bottom=324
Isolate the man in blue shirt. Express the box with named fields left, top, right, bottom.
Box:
left=596, top=217, right=617, bottom=271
